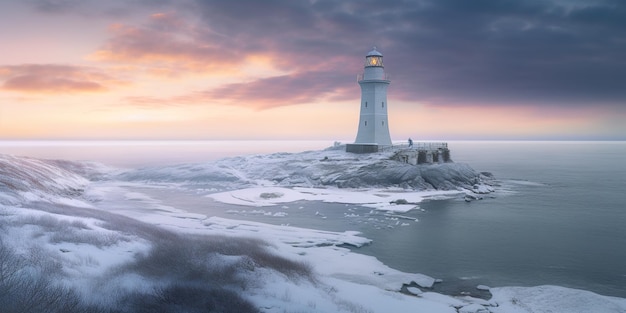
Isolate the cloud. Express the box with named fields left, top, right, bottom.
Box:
left=377, top=0, right=626, bottom=108
left=187, top=0, right=626, bottom=109
left=26, top=0, right=178, bottom=16
left=200, top=71, right=355, bottom=109
left=4, top=75, right=103, bottom=93
left=27, top=0, right=82, bottom=13
left=90, top=9, right=363, bottom=109
left=88, top=12, right=247, bottom=75
left=122, top=70, right=354, bottom=110
left=77, top=0, right=626, bottom=111
left=0, top=64, right=122, bottom=93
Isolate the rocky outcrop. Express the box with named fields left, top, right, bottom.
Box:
left=331, top=161, right=482, bottom=190
left=118, top=148, right=493, bottom=192
left=420, top=163, right=480, bottom=190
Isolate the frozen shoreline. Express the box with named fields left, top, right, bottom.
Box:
left=79, top=181, right=626, bottom=313
left=208, top=185, right=464, bottom=212
left=2, top=153, right=626, bottom=312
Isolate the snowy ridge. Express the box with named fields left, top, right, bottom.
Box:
left=0, top=154, right=90, bottom=205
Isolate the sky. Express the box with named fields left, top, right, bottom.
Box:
left=0, top=0, right=625, bottom=141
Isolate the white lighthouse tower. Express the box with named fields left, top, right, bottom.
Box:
left=346, top=47, right=392, bottom=153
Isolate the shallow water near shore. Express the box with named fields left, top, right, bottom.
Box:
left=2, top=140, right=625, bottom=298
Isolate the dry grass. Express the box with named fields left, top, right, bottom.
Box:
left=1, top=201, right=314, bottom=312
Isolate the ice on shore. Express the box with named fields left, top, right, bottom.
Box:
left=208, top=185, right=462, bottom=211
left=1, top=153, right=625, bottom=313
left=489, top=285, right=626, bottom=313
left=201, top=216, right=372, bottom=248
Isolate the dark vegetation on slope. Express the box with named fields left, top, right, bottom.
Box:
left=0, top=240, right=92, bottom=313
left=1, top=201, right=313, bottom=313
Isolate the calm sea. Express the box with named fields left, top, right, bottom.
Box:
left=356, top=141, right=626, bottom=297
left=2, top=140, right=625, bottom=297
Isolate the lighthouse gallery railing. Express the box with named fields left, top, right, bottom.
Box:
left=357, top=73, right=390, bottom=82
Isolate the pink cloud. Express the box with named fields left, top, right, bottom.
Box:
left=86, top=12, right=366, bottom=110
left=121, top=70, right=356, bottom=110
left=90, top=12, right=361, bottom=76
left=201, top=71, right=355, bottom=109
left=0, top=64, right=121, bottom=93
left=89, top=13, right=245, bottom=74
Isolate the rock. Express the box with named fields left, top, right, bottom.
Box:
left=464, top=194, right=483, bottom=202
left=259, top=192, right=284, bottom=199
left=420, top=163, right=480, bottom=190
left=390, top=198, right=409, bottom=204
left=472, top=184, right=494, bottom=194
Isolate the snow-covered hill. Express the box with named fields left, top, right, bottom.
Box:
left=0, top=154, right=89, bottom=205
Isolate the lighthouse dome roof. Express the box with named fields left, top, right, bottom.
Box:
left=366, top=47, right=383, bottom=57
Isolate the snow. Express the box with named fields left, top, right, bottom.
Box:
left=477, top=284, right=491, bottom=291
left=472, top=184, right=495, bottom=194
left=0, top=154, right=89, bottom=205
left=407, top=286, right=424, bottom=295
left=459, top=303, right=491, bottom=313
left=318, top=277, right=459, bottom=313
left=1, top=206, right=151, bottom=285
left=202, top=216, right=372, bottom=248
left=1, top=152, right=625, bottom=313
left=489, top=285, right=626, bottom=313
left=297, top=245, right=436, bottom=289
left=208, top=186, right=461, bottom=211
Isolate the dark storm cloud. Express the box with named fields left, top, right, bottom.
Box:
left=31, top=0, right=625, bottom=110
left=382, top=0, right=626, bottom=108
left=26, top=0, right=175, bottom=16
left=189, top=0, right=626, bottom=109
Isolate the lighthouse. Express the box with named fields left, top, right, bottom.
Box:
left=346, top=47, right=393, bottom=153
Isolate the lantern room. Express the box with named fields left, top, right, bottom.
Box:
left=365, top=47, right=383, bottom=67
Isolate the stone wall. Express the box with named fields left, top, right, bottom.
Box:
left=393, top=148, right=452, bottom=165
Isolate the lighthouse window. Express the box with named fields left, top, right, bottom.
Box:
left=364, top=121, right=367, bottom=126
left=382, top=102, right=385, bottom=108
left=365, top=102, right=368, bottom=108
